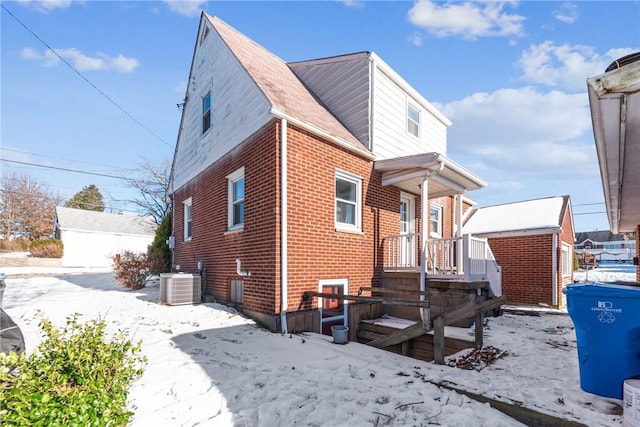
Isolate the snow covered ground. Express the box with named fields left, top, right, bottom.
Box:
left=1, top=264, right=636, bottom=426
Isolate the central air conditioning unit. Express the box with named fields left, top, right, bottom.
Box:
left=160, top=273, right=201, bottom=305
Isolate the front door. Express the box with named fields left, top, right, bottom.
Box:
left=400, top=193, right=416, bottom=267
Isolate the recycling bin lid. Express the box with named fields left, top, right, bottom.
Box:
left=564, top=281, right=640, bottom=297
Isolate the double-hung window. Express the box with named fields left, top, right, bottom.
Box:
left=407, top=103, right=420, bottom=138
left=562, top=243, right=572, bottom=277
left=335, top=170, right=362, bottom=232
left=430, top=204, right=442, bottom=237
left=183, top=197, right=192, bottom=241
left=227, top=167, right=245, bottom=230
left=202, top=90, right=211, bottom=134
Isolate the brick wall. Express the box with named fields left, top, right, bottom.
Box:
left=488, top=234, right=555, bottom=306
left=172, top=119, right=412, bottom=319
left=173, top=122, right=280, bottom=315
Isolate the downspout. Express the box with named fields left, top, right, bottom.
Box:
left=369, top=54, right=376, bottom=152
left=552, top=233, right=558, bottom=306
left=280, top=119, right=289, bottom=334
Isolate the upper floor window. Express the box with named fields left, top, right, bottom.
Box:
left=430, top=204, right=442, bottom=237
left=335, top=170, right=362, bottom=232
left=202, top=90, right=211, bottom=134
left=183, top=197, right=192, bottom=241
left=407, top=103, right=420, bottom=138
left=227, top=167, right=245, bottom=230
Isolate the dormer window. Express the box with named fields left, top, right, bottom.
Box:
left=202, top=90, right=211, bottom=134
left=407, top=103, right=420, bottom=138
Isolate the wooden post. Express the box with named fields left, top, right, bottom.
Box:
left=474, top=312, right=483, bottom=350
left=433, top=316, right=445, bottom=365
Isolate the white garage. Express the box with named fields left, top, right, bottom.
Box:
left=53, top=206, right=157, bottom=268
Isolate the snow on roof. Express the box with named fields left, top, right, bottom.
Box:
left=55, top=206, right=156, bottom=236
left=463, top=195, right=569, bottom=236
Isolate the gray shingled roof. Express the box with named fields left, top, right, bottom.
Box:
left=575, top=230, right=628, bottom=244
left=55, top=206, right=156, bottom=236
left=206, top=14, right=367, bottom=152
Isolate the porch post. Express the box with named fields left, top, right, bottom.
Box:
left=456, top=194, right=464, bottom=270
left=420, top=177, right=429, bottom=298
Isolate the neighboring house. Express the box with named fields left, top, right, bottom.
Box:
left=463, top=196, right=575, bottom=308
left=54, top=206, right=156, bottom=268
left=587, top=51, right=640, bottom=282
left=574, top=231, right=636, bottom=263
left=168, top=13, right=499, bottom=333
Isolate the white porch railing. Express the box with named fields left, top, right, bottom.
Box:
left=383, top=233, right=502, bottom=297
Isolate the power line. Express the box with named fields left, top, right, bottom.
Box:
left=574, top=211, right=607, bottom=216
left=573, top=202, right=605, bottom=207
left=0, top=158, right=154, bottom=185
left=1, top=4, right=173, bottom=149
left=0, top=147, right=136, bottom=172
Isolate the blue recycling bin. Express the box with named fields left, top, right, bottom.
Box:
left=564, top=283, right=640, bottom=399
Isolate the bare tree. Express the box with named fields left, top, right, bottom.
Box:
left=125, top=159, right=171, bottom=225
left=0, top=172, right=64, bottom=241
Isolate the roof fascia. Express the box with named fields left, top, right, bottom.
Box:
left=473, top=227, right=562, bottom=239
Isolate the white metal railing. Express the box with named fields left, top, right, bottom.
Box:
left=382, top=233, right=502, bottom=296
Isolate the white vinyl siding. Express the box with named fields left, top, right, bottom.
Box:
left=372, top=69, right=447, bottom=160
left=171, top=27, right=272, bottom=192
left=335, top=170, right=362, bottom=233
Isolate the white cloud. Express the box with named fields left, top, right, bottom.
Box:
left=16, top=0, right=82, bottom=13
left=407, top=0, right=525, bottom=40
left=442, top=86, right=596, bottom=177
left=553, top=2, right=578, bottom=24
left=163, top=0, right=206, bottom=17
left=516, top=42, right=639, bottom=90
left=409, top=32, right=424, bottom=47
left=338, top=0, right=366, bottom=9
left=21, top=47, right=139, bottom=73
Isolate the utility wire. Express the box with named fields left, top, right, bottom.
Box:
left=1, top=4, right=173, bottom=148
left=0, top=147, right=137, bottom=172
left=1, top=158, right=155, bottom=185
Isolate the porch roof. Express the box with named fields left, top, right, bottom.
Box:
left=374, top=152, right=487, bottom=198
left=587, top=52, right=640, bottom=234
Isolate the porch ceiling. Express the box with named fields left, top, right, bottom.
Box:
left=587, top=55, right=640, bottom=234
left=374, top=152, right=487, bottom=198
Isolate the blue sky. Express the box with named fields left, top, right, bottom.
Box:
left=2, top=1, right=639, bottom=232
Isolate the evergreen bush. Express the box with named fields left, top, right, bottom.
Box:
left=28, top=239, right=63, bottom=258
left=0, top=312, right=146, bottom=426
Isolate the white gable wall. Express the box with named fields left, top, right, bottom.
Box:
left=60, top=229, right=154, bottom=268
left=372, top=65, right=447, bottom=160
left=171, top=21, right=273, bottom=192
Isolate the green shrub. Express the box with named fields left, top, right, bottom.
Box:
left=0, top=312, right=146, bottom=426
left=28, top=239, right=63, bottom=258
left=147, top=212, right=172, bottom=274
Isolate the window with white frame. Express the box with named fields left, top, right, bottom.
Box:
left=183, top=197, right=192, bottom=241
left=430, top=204, right=442, bottom=237
left=562, top=242, right=572, bottom=277
left=335, top=170, right=362, bottom=232
left=407, top=103, right=420, bottom=138
left=202, top=90, right=211, bottom=134
left=227, top=167, right=245, bottom=230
